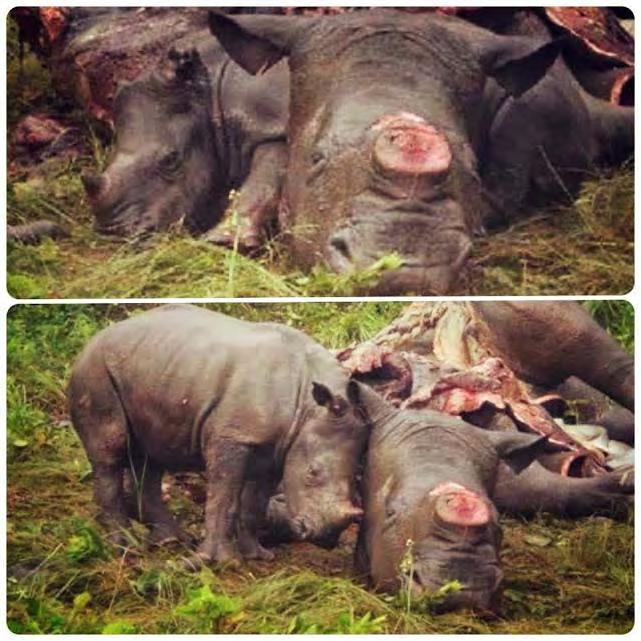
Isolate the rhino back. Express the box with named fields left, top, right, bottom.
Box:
left=84, top=306, right=313, bottom=468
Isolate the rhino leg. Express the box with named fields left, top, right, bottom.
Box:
left=237, top=480, right=275, bottom=561
left=69, top=370, right=132, bottom=547
left=126, top=458, right=191, bottom=547
left=205, top=141, right=286, bottom=253
left=353, top=520, right=370, bottom=580
left=598, top=406, right=634, bottom=447
left=556, top=377, right=634, bottom=446
left=493, top=460, right=633, bottom=519
left=186, top=437, right=251, bottom=568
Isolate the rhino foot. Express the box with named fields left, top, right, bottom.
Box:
left=96, top=512, right=142, bottom=551
left=147, top=523, right=193, bottom=548
left=603, top=465, right=634, bottom=494
left=180, top=540, right=243, bottom=571
left=179, top=551, right=211, bottom=572
left=204, top=228, right=263, bottom=256
left=238, top=538, right=275, bottom=561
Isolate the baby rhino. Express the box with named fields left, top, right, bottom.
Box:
left=68, top=305, right=368, bottom=567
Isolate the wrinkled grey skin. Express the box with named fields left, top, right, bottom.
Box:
left=68, top=305, right=368, bottom=566
left=472, top=302, right=634, bottom=418
left=84, top=41, right=288, bottom=244
left=209, top=9, right=633, bottom=294
left=355, top=389, right=633, bottom=612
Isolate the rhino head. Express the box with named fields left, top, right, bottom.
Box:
left=208, top=9, right=561, bottom=294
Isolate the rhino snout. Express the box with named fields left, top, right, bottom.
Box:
left=373, top=263, right=466, bottom=296
left=326, top=223, right=472, bottom=295
left=403, top=562, right=503, bottom=614
left=290, top=503, right=363, bottom=547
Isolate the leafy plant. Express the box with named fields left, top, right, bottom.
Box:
left=133, top=567, right=183, bottom=603
left=66, top=521, right=108, bottom=564
left=334, top=610, right=387, bottom=633
left=173, top=583, right=241, bottom=633
left=101, top=620, right=138, bottom=634
left=7, top=596, right=67, bottom=634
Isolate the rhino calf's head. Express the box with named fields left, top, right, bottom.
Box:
left=280, top=379, right=368, bottom=548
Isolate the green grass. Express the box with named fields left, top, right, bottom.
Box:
left=7, top=162, right=634, bottom=298
left=467, top=166, right=634, bottom=295
left=6, top=303, right=634, bottom=633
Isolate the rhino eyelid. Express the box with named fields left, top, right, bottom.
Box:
left=309, top=151, right=328, bottom=172
left=305, top=466, right=323, bottom=485
left=158, top=151, right=183, bottom=178
left=160, top=150, right=181, bottom=166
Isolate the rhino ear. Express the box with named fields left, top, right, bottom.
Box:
left=482, top=36, right=564, bottom=98
left=208, top=11, right=305, bottom=75
left=312, top=381, right=354, bottom=417
left=346, top=379, right=361, bottom=407
left=312, top=381, right=334, bottom=408
left=484, top=431, right=553, bottom=474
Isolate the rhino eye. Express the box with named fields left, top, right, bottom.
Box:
left=159, top=150, right=182, bottom=177
left=309, top=149, right=328, bottom=175
left=305, top=464, right=324, bottom=486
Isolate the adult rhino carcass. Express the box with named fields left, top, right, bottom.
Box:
left=210, top=9, right=633, bottom=294
left=14, top=8, right=290, bottom=241
left=354, top=388, right=633, bottom=613
left=339, top=301, right=634, bottom=466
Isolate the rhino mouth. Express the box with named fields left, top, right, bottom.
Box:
left=371, top=262, right=469, bottom=296
left=93, top=214, right=155, bottom=238
left=92, top=199, right=185, bottom=238
left=289, top=505, right=362, bottom=548
left=326, top=231, right=472, bottom=295
left=93, top=217, right=136, bottom=237
left=289, top=516, right=343, bottom=548
left=402, top=562, right=503, bottom=613
left=324, top=192, right=473, bottom=294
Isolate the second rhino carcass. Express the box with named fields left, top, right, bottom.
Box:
left=355, top=390, right=633, bottom=613
left=44, top=8, right=290, bottom=240
left=210, top=9, right=633, bottom=294
left=68, top=305, right=369, bottom=566
left=340, top=301, right=634, bottom=471
left=338, top=301, right=634, bottom=611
